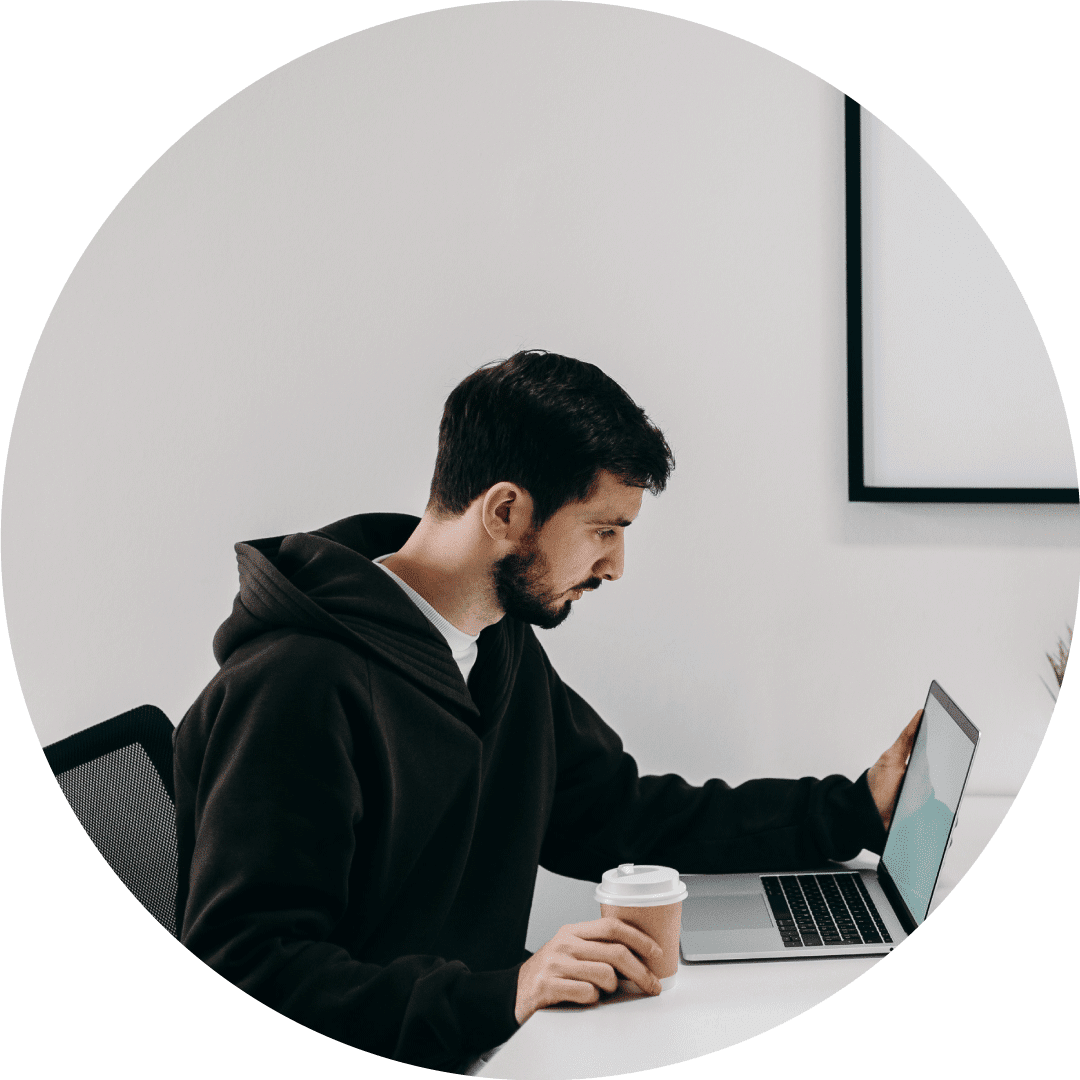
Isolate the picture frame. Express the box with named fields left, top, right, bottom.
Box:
left=844, top=95, right=1078, bottom=504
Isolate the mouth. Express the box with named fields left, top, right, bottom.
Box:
left=568, top=581, right=601, bottom=600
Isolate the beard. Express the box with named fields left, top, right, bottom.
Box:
left=492, top=534, right=602, bottom=630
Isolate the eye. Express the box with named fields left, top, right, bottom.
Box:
left=597, top=528, right=617, bottom=539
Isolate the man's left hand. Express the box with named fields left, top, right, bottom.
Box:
left=866, top=710, right=922, bottom=830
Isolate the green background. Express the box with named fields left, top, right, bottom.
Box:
left=2, top=2, right=1071, bottom=1080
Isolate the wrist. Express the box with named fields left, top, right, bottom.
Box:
left=514, top=956, right=536, bottom=1025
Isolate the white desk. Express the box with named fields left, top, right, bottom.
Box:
left=477, top=795, right=1013, bottom=1080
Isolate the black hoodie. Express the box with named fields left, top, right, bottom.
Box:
left=174, top=513, right=887, bottom=1070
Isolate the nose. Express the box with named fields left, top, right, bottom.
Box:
left=597, top=533, right=625, bottom=581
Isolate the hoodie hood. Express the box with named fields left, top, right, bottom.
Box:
left=213, top=513, right=483, bottom=715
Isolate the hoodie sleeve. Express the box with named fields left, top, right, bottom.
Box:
left=174, top=636, right=520, bottom=1069
left=533, top=644, right=887, bottom=880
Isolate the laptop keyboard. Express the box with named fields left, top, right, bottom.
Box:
left=761, top=873, right=893, bottom=948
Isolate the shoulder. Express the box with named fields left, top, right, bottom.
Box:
left=221, top=629, right=367, bottom=684
left=191, top=630, right=372, bottom=727
left=180, top=631, right=371, bottom=758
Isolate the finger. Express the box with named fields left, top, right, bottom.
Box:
left=878, top=710, right=921, bottom=766
left=894, top=709, right=922, bottom=758
left=574, top=940, right=661, bottom=995
left=548, top=977, right=601, bottom=1007
left=554, top=957, right=621, bottom=994
left=568, top=917, right=664, bottom=962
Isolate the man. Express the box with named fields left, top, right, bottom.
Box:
left=174, top=350, right=918, bottom=1071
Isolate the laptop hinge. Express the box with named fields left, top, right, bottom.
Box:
left=877, top=862, right=919, bottom=936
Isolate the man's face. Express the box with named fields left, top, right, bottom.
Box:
left=493, top=471, right=644, bottom=629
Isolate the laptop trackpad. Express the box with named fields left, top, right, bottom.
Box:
left=683, top=893, right=773, bottom=932
left=681, top=893, right=779, bottom=958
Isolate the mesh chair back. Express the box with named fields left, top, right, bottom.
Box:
left=44, top=705, right=178, bottom=936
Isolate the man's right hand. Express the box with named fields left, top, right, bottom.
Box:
left=514, top=917, right=663, bottom=1025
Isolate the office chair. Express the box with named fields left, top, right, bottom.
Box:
left=43, top=704, right=178, bottom=936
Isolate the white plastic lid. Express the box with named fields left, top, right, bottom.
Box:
left=594, top=863, right=688, bottom=907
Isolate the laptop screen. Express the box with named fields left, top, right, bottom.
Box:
left=880, top=683, right=979, bottom=925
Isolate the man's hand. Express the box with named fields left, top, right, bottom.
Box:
left=514, top=917, right=662, bottom=1025
left=867, top=710, right=922, bottom=830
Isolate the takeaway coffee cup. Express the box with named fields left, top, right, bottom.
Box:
left=595, top=863, right=688, bottom=991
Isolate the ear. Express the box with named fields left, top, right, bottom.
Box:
left=480, top=482, right=534, bottom=544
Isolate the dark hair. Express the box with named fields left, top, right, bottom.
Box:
left=428, top=350, right=674, bottom=526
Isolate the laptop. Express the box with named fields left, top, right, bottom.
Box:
left=680, top=681, right=979, bottom=962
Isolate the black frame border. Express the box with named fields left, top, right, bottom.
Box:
left=844, top=95, right=1078, bottom=504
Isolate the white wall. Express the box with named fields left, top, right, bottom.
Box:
left=3, top=2, right=1076, bottom=799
